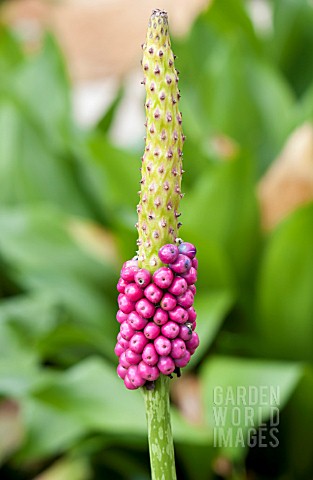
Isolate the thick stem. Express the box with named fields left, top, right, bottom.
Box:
left=142, top=376, right=177, bottom=480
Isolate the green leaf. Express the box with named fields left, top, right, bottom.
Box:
left=256, top=204, right=313, bottom=362
left=96, top=85, right=124, bottom=135
left=200, top=356, right=302, bottom=459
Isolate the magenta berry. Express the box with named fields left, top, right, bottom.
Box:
left=121, top=265, right=139, bottom=283
left=157, top=356, right=175, bottom=375
left=154, top=335, right=172, bottom=356
left=182, top=266, right=197, bottom=285
left=152, top=267, right=174, bottom=289
left=192, top=257, right=198, bottom=270
left=119, top=351, right=131, bottom=369
left=170, top=254, right=191, bottom=274
left=189, top=284, right=196, bottom=295
left=117, top=364, right=128, bottom=380
left=114, top=343, right=125, bottom=357
left=186, top=331, right=200, bottom=351
left=127, top=365, right=146, bottom=388
left=144, top=322, right=161, bottom=339
left=177, top=290, right=194, bottom=309
left=117, top=277, right=128, bottom=293
left=158, top=244, right=179, bottom=264
left=142, top=343, right=159, bottom=366
left=117, top=335, right=129, bottom=350
left=129, top=332, right=148, bottom=354
left=124, top=374, right=137, bottom=390
left=160, top=293, right=177, bottom=311
left=169, top=306, right=189, bottom=324
left=174, top=350, right=191, bottom=368
left=187, top=306, right=197, bottom=322
left=178, top=242, right=197, bottom=259
left=138, top=361, right=160, bottom=381
left=118, top=294, right=135, bottom=314
left=153, top=307, right=169, bottom=325
left=144, top=283, right=163, bottom=304
left=127, top=311, right=148, bottom=330
left=161, top=321, right=180, bottom=339
left=135, top=298, right=156, bottom=318
left=116, top=310, right=128, bottom=324
left=120, top=321, right=135, bottom=341
left=171, top=338, right=187, bottom=359
left=134, top=268, right=152, bottom=288
left=168, top=276, right=188, bottom=296
left=125, top=348, right=142, bottom=365
left=125, top=282, right=144, bottom=301
left=179, top=324, right=193, bottom=341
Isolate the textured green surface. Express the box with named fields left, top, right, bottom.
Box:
left=137, top=9, right=184, bottom=272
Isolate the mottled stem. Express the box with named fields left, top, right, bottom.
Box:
left=138, top=9, right=184, bottom=480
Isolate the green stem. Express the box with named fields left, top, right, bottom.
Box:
left=142, top=376, right=177, bottom=480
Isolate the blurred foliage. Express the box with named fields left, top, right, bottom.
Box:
left=0, top=0, right=313, bottom=479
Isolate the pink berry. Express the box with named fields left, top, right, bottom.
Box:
left=144, top=283, right=163, bottom=304
left=135, top=298, right=155, bottom=318
left=120, top=321, right=135, bottom=341
left=114, top=342, right=125, bottom=357
left=169, top=306, right=189, bottom=324
left=154, top=336, right=172, bottom=356
left=168, top=276, right=188, bottom=296
left=161, top=321, right=180, bottom=339
left=187, top=306, right=197, bottom=322
left=160, top=293, right=177, bottom=311
left=117, top=277, right=128, bottom=293
left=138, top=361, right=160, bottom=381
left=129, top=332, right=148, bottom=354
left=142, top=343, right=159, bottom=366
left=171, top=338, right=187, bottom=359
left=189, top=285, right=196, bottom=295
left=134, top=268, right=152, bottom=288
left=179, top=324, right=193, bottom=341
left=170, top=254, right=192, bottom=274
left=121, top=265, right=139, bottom=283
left=182, top=267, right=197, bottom=285
left=119, top=351, right=131, bottom=368
left=117, top=364, right=128, bottom=379
left=153, top=308, right=168, bottom=325
left=178, top=242, right=197, bottom=259
left=117, top=335, right=129, bottom=350
left=125, top=282, right=144, bottom=301
left=116, top=310, right=128, bottom=324
left=177, top=290, right=194, bottom=309
left=124, top=374, right=138, bottom=390
left=123, top=259, right=138, bottom=269
left=127, top=311, right=148, bottom=330
left=152, top=267, right=174, bottom=289
left=125, top=348, right=142, bottom=365
left=144, top=322, right=161, bottom=339
left=191, top=320, right=197, bottom=331
left=118, top=294, right=135, bottom=314
left=157, top=356, right=175, bottom=375
left=192, top=257, right=198, bottom=270
left=158, top=244, right=179, bottom=264
left=186, top=332, right=200, bottom=351
left=127, top=368, right=146, bottom=388
left=174, top=350, right=191, bottom=368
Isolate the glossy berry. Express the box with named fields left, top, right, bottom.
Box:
left=170, top=254, right=191, bottom=274
left=119, top=351, right=131, bottom=368
left=144, top=283, right=163, bottom=304
left=121, top=265, right=139, bottom=283
left=177, top=290, right=194, bottom=309
left=178, top=242, right=197, bottom=259
left=174, top=350, right=191, bottom=368
left=117, top=335, right=129, bottom=350
left=118, top=294, right=135, bottom=314
left=120, top=321, right=135, bottom=341
left=144, top=322, right=161, bottom=339
left=192, top=257, right=198, bottom=270
left=138, top=361, right=160, bottom=381
left=168, top=276, right=188, bottom=296
left=127, top=365, right=146, bottom=388
left=129, top=332, right=148, bottom=354
left=135, top=298, right=155, bottom=318
left=157, top=356, right=175, bottom=375
left=114, top=342, right=125, bottom=357
left=117, top=277, right=128, bottom=293
left=161, top=321, right=180, bottom=339
left=125, top=348, right=142, bottom=365
left=186, top=331, right=200, bottom=351
left=160, top=293, right=177, bottom=311
left=142, top=343, right=159, bottom=366
left=187, top=306, right=197, bottom=322
left=124, top=374, right=137, bottom=390
left=158, top=244, right=179, bottom=264
left=117, top=364, right=128, bottom=380
left=153, top=267, right=174, bottom=289
left=182, top=267, right=197, bottom=285
left=154, top=335, right=172, bottom=356
left=189, top=284, right=196, bottom=295
left=153, top=307, right=169, bottom=325
left=134, top=268, right=151, bottom=288
left=179, top=323, right=193, bottom=341
left=169, top=306, right=189, bottom=324
left=116, top=310, right=128, bottom=324
left=171, top=338, right=187, bottom=359
left=125, top=283, right=144, bottom=301
left=127, top=311, right=148, bottom=330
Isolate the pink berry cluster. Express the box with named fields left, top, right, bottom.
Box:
left=115, top=241, right=199, bottom=390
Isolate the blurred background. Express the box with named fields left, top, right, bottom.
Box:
left=0, top=0, right=313, bottom=479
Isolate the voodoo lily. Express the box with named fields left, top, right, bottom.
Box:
left=115, top=9, right=199, bottom=480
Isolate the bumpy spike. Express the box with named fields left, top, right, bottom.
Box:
left=137, top=9, right=184, bottom=271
